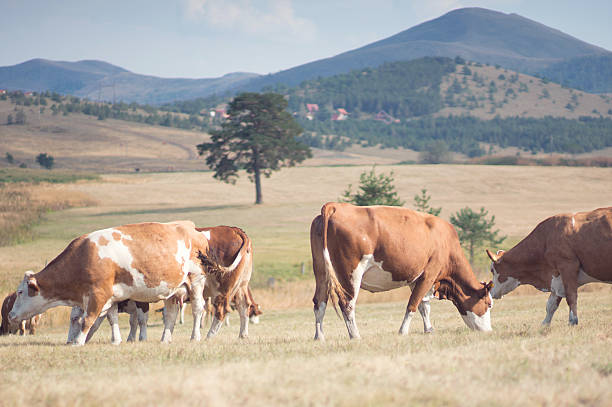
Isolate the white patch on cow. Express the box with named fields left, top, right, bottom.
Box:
left=550, top=274, right=566, bottom=297
left=358, top=254, right=408, bottom=293
left=461, top=308, right=492, bottom=331
left=89, top=228, right=146, bottom=288
left=201, top=230, right=211, bottom=240
left=314, top=301, right=327, bottom=340
left=490, top=263, right=520, bottom=299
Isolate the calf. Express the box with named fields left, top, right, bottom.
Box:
left=311, top=202, right=494, bottom=340
left=487, top=207, right=612, bottom=326
left=8, top=221, right=213, bottom=345
left=1, top=292, right=42, bottom=335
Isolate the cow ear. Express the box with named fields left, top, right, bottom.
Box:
left=27, top=278, right=40, bottom=293
left=433, top=282, right=446, bottom=300
left=484, top=281, right=494, bottom=292
left=486, top=249, right=500, bottom=263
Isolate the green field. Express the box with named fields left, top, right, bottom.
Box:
left=1, top=164, right=612, bottom=406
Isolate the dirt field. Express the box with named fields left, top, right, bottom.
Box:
left=0, top=164, right=611, bottom=406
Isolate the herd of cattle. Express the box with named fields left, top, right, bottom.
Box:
left=1, top=203, right=610, bottom=345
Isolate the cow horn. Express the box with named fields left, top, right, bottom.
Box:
left=486, top=249, right=500, bottom=263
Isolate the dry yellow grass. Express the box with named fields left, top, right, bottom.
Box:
left=0, top=165, right=611, bottom=406
left=1, top=292, right=611, bottom=406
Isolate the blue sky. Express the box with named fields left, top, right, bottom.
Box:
left=1, top=0, right=611, bottom=78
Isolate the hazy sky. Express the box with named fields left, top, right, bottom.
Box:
left=2, top=0, right=611, bottom=78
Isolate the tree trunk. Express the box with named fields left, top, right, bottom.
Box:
left=253, top=148, right=263, bottom=204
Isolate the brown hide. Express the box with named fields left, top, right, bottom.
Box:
left=1, top=292, right=41, bottom=335
left=196, top=226, right=253, bottom=320
left=312, top=202, right=491, bottom=317
left=490, top=207, right=612, bottom=289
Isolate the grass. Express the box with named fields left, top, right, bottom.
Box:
left=1, top=292, right=611, bottom=406
left=0, top=168, right=100, bottom=184
left=0, top=164, right=611, bottom=405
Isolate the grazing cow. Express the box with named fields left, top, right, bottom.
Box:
left=8, top=221, right=214, bottom=345
left=311, top=202, right=494, bottom=340
left=1, top=292, right=42, bottom=335
left=487, top=207, right=612, bottom=326
left=195, top=226, right=254, bottom=338
left=95, top=225, right=256, bottom=342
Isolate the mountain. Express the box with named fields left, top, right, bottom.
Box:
left=0, top=59, right=259, bottom=105
left=1, top=7, right=611, bottom=103
left=240, top=7, right=611, bottom=91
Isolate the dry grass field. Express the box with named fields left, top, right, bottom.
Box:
left=1, top=164, right=611, bottom=406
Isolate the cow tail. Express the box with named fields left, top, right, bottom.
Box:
left=321, top=203, right=347, bottom=314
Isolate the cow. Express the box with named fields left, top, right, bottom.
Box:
left=77, top=225, right=256, bottom=343
left=195, top=226, right=254, bottom=339
left=1, top=292, right=42, bottom=335
left=8, top=221, right=215, bottom=345
left=311, top=202, right=494, bottom=340
left=486, top=207, right=612, bottom=326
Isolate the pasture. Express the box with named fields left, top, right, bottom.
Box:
left=1, top=164, right=612, bottom=406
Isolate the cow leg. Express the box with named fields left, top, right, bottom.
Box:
left=74, top=298, right=107, bottom=346
left=340, top=270, right=362, bottom=340
left=84, top=313, right=106, bottom=343
left=138, top=307, right=148, bottom=341
left=234, top=288, right=250, bottom=339
left=418, top=289, right=434, bottom=333
left=189, top=279, right=205, bottom=342
left=400, top=277, right=435, bottom=335
left=179, top=302, right=186, bottom=325
left=542, top=293, right=563, bottom=325
left=555, top=260, right=580, bottom=325
left=207, top=316, right=224, bottom=338
left=127, top=309, right=138, bottom=342
left=67, top=307, right=84, bottom=344
left=106, top=303, right=122, bottom=345
left=161, top=299, right=179, bottom=343
left=18, top=320, right=26, bottom=335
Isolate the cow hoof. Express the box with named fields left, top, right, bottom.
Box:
left=424, top=327, right=434, bottom=334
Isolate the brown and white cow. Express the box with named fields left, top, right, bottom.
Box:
left=8, top=221, right=213, bottom=345
left=195, top=226, right=254, bottom=339
left=1, top=292, right=42, bottom=335
left=487, top=207, right=612, bottom=326
left=311, top=202, right=494, bottom=340
left=80, top=225, right=256, bottom=344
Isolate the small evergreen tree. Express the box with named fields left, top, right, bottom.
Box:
left=5, top=152, right=14, bottom=164
left=413, top=188, right=441, bottom=216
left=341, top=166, right=404, bottom=206
left=36, top=153, right=54, bottom=170
left=450, top=207, right=506, bottom=264
left=15, top=110, right=26, bottom=125
left=7, top=114, right=13, bottom=125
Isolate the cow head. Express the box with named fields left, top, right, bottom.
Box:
left=434, top=280, right=494, bottom=331
left=8, top=271, right=44, bottom=323
left=486, top=249, right=521, bottom=299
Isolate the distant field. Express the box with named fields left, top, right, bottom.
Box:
left=1, top=164, right=610, bottom=293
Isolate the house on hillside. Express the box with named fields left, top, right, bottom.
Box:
left=332, top=108, right=349, bottom=121
left=0, top=89, right=6, bottom=95
left=375, top=110, right=400, bottom=124
left=306, top=103, right=319, bottom=120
